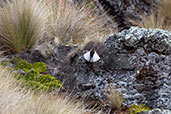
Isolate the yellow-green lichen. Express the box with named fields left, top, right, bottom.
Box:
left=129, top=104, right=150, bottom=114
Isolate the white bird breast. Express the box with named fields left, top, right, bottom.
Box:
left=83, top=50, right=100, bottom=62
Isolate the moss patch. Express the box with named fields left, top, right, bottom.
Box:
left=11, top=58, right=62, bottom=92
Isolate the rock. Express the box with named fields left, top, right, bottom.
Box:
left=140, top=111, right=149, bottom=114
left=143, top=108, right=171, bottom=114
left=15, top=50, right=46, bottom=63
left=66, top=27, right=171, bottom=110
left=2, top=27, right=171, bottom=111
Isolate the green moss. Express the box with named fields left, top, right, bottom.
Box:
left=129, top=104, right=150, bottom=114
left=12, top=58, right=62, bottom=92
left=16, top=59, right=32, bottom=72
left=32, top=62, right=47, bottom=73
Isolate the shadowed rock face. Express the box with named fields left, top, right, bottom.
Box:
left=2, top=27, right=171, bottom=111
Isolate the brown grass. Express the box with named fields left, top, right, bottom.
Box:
left=159, top=0, right=171, bottom=19
left=0, top=66, right=102, bottom=114
left=129, top=0, right=171, bottom=31
left=0, top=0, right=48, bottom=54
left=107, top=87, right=123, bottom=110
left=47, top=0, right=113, bottom=46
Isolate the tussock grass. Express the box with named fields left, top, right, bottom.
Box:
left=130, top=13, right=168, bottom=29
left=0, top=0, right=48, bottom=54
left=107, top=87, right=123, bottom=110
left=0, top=66, right=101, bottom=114
left=47, top=0, right=113, bottom=46
left=159, top=0, right=171, bottom=20
left=130, top=0, right=171, bottom=31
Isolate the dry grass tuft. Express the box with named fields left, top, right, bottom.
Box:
left=159, top=0, right=171, bottom=19
left=130, top=13, right=168, bottom=29
left=47, top=0, right=113, bottom=46
left=0, top=66, right=101, bottom=114
left=129, top=0, right=171, bottom=31
left=0, top=0, right=48, bottom=54
left=107, top=87, right=123, bottom=110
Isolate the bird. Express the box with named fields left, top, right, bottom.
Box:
left=83, top=49, right=100, bottom=63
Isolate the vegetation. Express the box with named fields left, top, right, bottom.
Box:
left=130, top=0, right=171, bottom=31
left=129, top=104, right=150, bottom=114
left=0, top=66, right=101, bottom=114
left=107, top=87, right=123, bottom=110
left=0, top=0, right=48, bottom=54
left=11, top=58, right=62, bottom=92
left=47, top=0, right=112, bottom=46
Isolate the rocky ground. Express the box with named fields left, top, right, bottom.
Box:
left=2, top=27, right=171, bottom=114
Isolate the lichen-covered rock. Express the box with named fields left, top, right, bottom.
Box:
left=1, top=27, right=171, bottom=112
left=67, top=27, right=171, bottom=110
left=140, top=108, right=171, bottom=114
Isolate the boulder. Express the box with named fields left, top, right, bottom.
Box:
left=66, top=27, right=171, bottom=110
